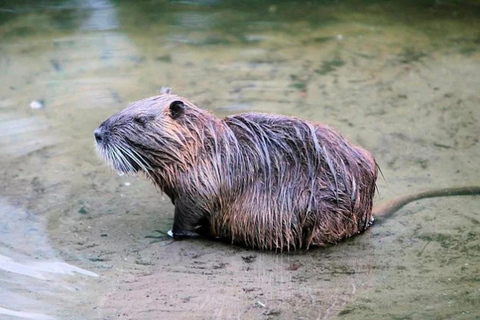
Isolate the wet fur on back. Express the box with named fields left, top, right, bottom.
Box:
left=95, top=90, right=378, bottom=250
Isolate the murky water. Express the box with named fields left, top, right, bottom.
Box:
left=1, top=1, right=480, bottom=319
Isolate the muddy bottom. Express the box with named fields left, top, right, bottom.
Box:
left=1, top=1, right=480, bottom=319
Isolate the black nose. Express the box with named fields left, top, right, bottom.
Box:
left=94, top=127, right=103, bottom=143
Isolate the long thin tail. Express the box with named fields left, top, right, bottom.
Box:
left=373, top=186, right=480, bottom=222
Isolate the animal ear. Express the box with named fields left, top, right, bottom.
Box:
left=169, top=100, right=185, bottom=119
left=160, top=86, right=171, bottom=94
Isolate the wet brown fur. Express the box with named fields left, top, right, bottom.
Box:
left=95, top=89, right=378, bottom=250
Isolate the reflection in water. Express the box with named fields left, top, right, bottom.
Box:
left=0, top=307, right=55, bottom=320
left=0, top=254, right=97, bottom=280
left=80, top=0, right=119, bottom=31
left=0, top=200, right=98, bottom=320
left=0, top=115, right=56, bottom=157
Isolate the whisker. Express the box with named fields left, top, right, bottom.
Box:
left=111, top=144, right=131, bottom=174
left=115, top=144, right=136, bottom=174
left=117, top=143, right=153, bottom=179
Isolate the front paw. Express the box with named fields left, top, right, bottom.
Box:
left=172, top=229, right=200, bottom=239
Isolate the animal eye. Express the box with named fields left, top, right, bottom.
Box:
left=135, top=116, right=149, bottom=125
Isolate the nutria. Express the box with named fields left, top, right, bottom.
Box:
left=94, top=88, right=480, bottom=250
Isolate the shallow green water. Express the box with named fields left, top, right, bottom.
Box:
left=1, top=1, right=480, bottom=319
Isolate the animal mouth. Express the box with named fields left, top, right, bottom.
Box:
left=96, top=141, right=152, bottom=175
left=94, top=125, right=153, bottom=175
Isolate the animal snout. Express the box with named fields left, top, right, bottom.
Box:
left=94, top=127, right=104, bottom=143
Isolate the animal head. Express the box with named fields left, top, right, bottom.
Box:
left=94, top=88, right=212, bottom=176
